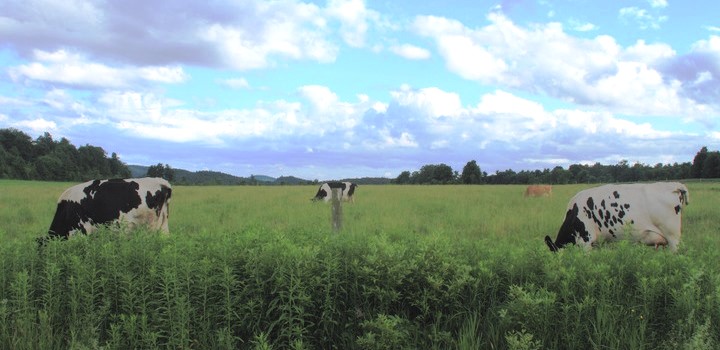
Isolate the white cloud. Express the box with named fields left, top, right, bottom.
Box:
left=14, top=118, right=58, bottom=133
left=390, top=44, right=431, bottom=60
left=414, top=11, right=718, bottom=120
left=9, top=50, right=188, bottom=88
left=325, top=0, right=379, bottom=47
left=619, top=7, right=668, bottom=30
left=572, top=22, right=598, bottom=32
left=648, top=0, right=668, bottom=9
left=391, top=85, right=463, bottom=118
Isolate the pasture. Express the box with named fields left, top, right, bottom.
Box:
left=0, top=180, right=718, bottom=349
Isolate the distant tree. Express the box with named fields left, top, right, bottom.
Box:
left=460, top=160, right=483, bottom=184
left=692, top=146, right=709, bottom=178
left=415, top=163, right=454, bottom=184
left=434, top=164, right=454, bottom=184
left=109, top=152, right=131, bottom=178
left=395, top=171, right=411, bottom=184
left=701, top=152, right=720, bottom=178
left=0, top=128, right=34, bottom=161
left=147, top=163, right=175, bottom=181
left=33, top=132, right=56, bottom=157
left=78, top=145, right=110, bottom=179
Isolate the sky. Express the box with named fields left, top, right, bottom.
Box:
left=1, top=0, right=720, bottom=181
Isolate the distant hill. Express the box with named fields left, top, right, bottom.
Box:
left=252, top=175, right=276, bottom=183
left=339, top=177, right=393, bottom=185
left=128, top=165, right=320, bottom=185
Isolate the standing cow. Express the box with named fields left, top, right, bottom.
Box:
left=46, top=177, right=172, bottom=240
left=545, top=182, right=689, bottom=252
left=312, top=182, right=358, bottom=203
left=524, top=185, right=553, bottom=197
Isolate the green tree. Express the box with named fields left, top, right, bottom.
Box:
left=78, top=145, right=110, bottom=179
left=0, top=128, right=34, bottom=161
left=146, top=163, right=175, bottom=181
left=416, top=163, right=454, bottom=184
left=395, top=171, right=411, bottom=184
left=701, top=152, right=720, bottom=178
left=692, top=146, right=709, bottom=178
left=460, top=160, right=483, bottom=184
left=108, top=152, right=131, bottom=178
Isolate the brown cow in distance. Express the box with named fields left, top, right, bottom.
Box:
left=525, top=185, right=552, bottom=197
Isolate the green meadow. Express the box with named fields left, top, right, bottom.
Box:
left=0, top=180, right=718, bottom=349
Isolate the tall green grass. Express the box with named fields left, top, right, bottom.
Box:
left=0, top=180, right=718, bottom=349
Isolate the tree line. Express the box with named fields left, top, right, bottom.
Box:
left=0, top=128, right=131, bottom=181
left=2, top=128, right=719, bottom=185
left=395, top=147, right=718, bottom=185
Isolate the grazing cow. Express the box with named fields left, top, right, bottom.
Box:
left=525, top=185, right=553, bottom=197
left=46, top=177, right=172, bottom=240
left=544, top=182, right=689, bottom=252
left=312, top=181, right=358, bottom=203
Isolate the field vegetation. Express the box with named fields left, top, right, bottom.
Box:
left=0, top=180, right=718, bottom=349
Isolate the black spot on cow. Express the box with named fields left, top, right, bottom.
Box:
left=546, top=203, right=589, bottom=252
left=610, top=202, right=618, bottom=208
left=146, top=185, right=172, bottom=216
left=624, top=203, right=630, bottom=209
left=613, top=191, right=620, bottom=199
left=674, top=205, right=681, bottom=214
left=586, top=197, right=595, bottom=210
left=600, top=199, right=606, bottom=209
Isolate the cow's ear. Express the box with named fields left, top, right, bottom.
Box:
left=545, top=235, right=558, bottom=252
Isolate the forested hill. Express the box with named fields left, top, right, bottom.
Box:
left=0, top=128, right=131, bottom=181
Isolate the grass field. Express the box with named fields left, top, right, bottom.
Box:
left=0, top=180, right=718, bottom=349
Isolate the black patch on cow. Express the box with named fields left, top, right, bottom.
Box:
left=624, top=203, right=630, bottom=209
left=586, top=197, right=595, bottom=210
left=47, top=179, right=143, bottom=238
left=347, top=183, right=357, bottom=197
left=613, top=191, right=620, bottom=199
left=674, top=205, right=681, bottom=214
left=610, top=202, right=618, bottom=208
left=548, top=203, right=589, bottom=251
left=146, top=185, right=172, bottom=216
left=600, top=199, right=606, bottom=209
left=312, top=182, right=352, bottom=201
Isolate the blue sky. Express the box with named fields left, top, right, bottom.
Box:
left=1, top=0, right=719, bottom=180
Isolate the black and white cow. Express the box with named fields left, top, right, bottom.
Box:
left=46, top=177, right=172, bottom=239
left=545, top=182, right=689, bottom=252
left=312, top=181, right=358, bottom=203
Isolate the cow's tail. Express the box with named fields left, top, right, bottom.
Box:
left=544, top=235, right=559, bottom=253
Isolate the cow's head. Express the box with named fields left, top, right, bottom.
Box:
left=545, top=203, right=589, bottom=252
